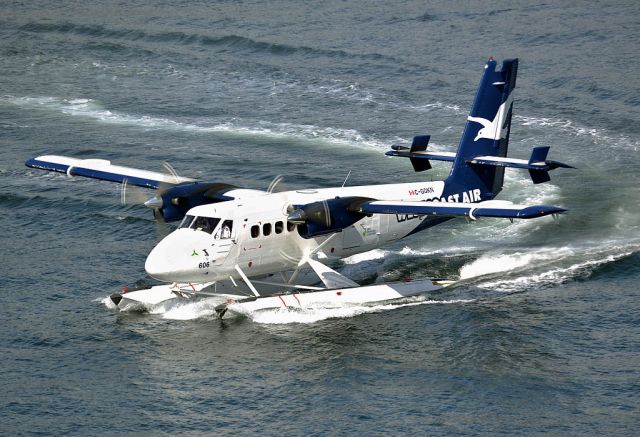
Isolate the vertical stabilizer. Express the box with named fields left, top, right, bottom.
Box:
left=445, top=58, right=518, bottom=199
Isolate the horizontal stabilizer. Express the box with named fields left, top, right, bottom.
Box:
left=355, top=199, right=566, bottom=220
left=465, top=146, right=573, bottom=184
left=25, top=155, right=194, bottom=189
left=386, top=136, right=457, bottom=172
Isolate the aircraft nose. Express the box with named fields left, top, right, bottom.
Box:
left=144, top=242, right=174, bottom=281
left=145, top=229, right=211, bottom=282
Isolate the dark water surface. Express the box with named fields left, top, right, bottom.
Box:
left=2, top=1, right=639, bottom=435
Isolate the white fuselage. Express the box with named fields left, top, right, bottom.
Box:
left=145, top=180, right=447, bottom=282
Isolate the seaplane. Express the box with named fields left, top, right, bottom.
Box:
left=25, top=58, right=572, bottom=318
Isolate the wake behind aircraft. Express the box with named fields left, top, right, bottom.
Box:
left=26, top=58, right=572, bottom=316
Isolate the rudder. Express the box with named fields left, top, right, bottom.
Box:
left=446, top=58, right=518, bottom=199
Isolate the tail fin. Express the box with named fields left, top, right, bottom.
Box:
left=446, top=58, right=518, bottom=199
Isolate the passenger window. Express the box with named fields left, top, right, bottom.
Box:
left=275, top=221, right=284, bottom=234
left=251, top=225, right=260, bottom=238
left=263, top=223, right=272, bottom=236
left=287, top=221, right=296, bottom=232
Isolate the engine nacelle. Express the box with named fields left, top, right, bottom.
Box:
left=153, top=182, right=236, bottom=222
left=288, top=196, right=371, bottom=238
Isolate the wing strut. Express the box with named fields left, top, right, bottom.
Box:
left=306, top=259, right=359, bottom=289
left=287, top=233, right=339, bottom=285
left=234, top=265, right=260, bottom=297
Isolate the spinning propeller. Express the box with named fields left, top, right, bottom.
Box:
left=120, top=162, right=237, bottom=222
left=120, top=162, right=182, bottom=217
left=286, top=196, right=371, bottom=238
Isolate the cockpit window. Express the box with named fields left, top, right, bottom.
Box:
left=219, top=220, right=233, bottom=239
left=179, top=215, right=195, bottom=229
left=191, top=216, right=220, bottom=234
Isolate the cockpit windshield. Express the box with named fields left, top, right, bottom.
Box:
left=192, top=216, right=220, bottom=234
left=178, top=215, right=195, bottom=229
left=179, top=215, right=220, bottom=234
left=178, top=215, right=232, bottom=238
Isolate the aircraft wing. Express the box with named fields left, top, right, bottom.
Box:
left=25, top=155, right=195, bottom=189
left=357, top=199, right=566, bottom=220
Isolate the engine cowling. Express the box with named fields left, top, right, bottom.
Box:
left=147, top=182, right=237, bottom=222
left=287, top=196, right=371, bottom=238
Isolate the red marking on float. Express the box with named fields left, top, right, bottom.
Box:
left=278, top=295, right=287, bottom=307
left=292, top=294, right=301, bottom=306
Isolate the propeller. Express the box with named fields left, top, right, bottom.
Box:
left=267, top=174, right=284, bottom=194
left=120, top=162, right=238, bottom=222
left=287, top=199, right=332, bottom=228
left=140, top=161, right=184, bottom=217
left=286, top=196, right=372, bottom=239
left=120, top=161, right=182, bottom=211
left=115, top=162, right=180, bottom=237
left=162, top=161, right=181, bottom=183
left=120, top=179, right=150, bottom=206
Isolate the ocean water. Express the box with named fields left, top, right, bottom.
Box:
left=2, top=1, right=639, bottom=435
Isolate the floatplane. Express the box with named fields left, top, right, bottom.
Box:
left=26, top=58, right=572, bottom=318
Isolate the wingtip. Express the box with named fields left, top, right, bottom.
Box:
left=517, top=205, right=568, bottom=219
left=25, top=157, right=40, bottom=167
